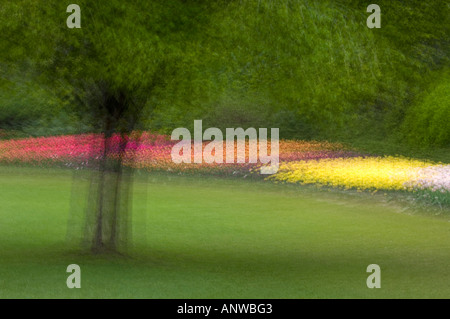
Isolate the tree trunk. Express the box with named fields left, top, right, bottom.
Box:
left=70, top=89, right=138, bottom=254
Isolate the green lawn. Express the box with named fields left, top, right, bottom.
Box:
left=0, top=166, right=449, bottom=298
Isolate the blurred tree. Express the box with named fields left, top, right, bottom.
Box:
left=0, top=0, right=219, bottom=253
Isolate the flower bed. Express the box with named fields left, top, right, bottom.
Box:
left=0, top=133, right=448, bottom=194
left=269, top=156, right=449, bottom=193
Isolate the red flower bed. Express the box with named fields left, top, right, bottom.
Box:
left=0, top=133, right=363, bottom=175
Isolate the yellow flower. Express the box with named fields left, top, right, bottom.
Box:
left=268, top=156, right=436, bottom=191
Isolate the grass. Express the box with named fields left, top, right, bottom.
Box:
left=0, top=166, right=449, bottom=298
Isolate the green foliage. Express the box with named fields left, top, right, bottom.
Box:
left=402, top=70, right=450, bottom=147
left=0, top=0, right=219, bottom=134
left=411, top=188, right=450, bottom=210
left=0, top=72, right=61, bottom=132
left=149, top=0, right=449, bottom=146
left=0, top=0, right=448, bottom=153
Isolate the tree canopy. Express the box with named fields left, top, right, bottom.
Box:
left=0, top=0, right=448, bottom=143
